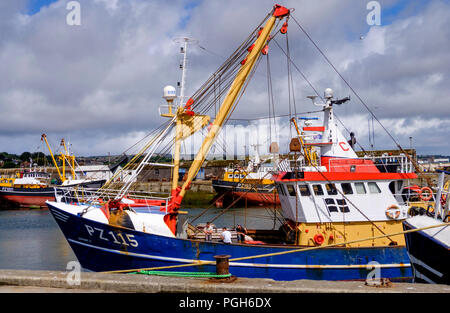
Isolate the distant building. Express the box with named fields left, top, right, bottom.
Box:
left=75, top=165, right=113, bottom=181
left=112, top=166, right=138, bottom=183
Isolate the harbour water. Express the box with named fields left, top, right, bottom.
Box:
left=0, top=208, right=76, bottom=271
left=0, top=206, right=282, bottom=271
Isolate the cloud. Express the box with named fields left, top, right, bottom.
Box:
left=0, top=0, right=448, bottom=158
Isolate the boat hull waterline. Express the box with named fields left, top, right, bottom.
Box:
left=212, top=180, right=280, bottom=206
left=0, top=180, right=106, bottom=207
left=0, top=188, right=55, bottom=206
left=47, top=202, right=412, bottom=281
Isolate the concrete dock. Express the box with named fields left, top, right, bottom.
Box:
left=0, top=270, right=449, bottom=293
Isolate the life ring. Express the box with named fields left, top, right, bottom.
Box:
left=419, top=187, right=433, bottom=201
left=385, top=205, right=401, bottom=220
left=313, top=233, right=325, bottom=245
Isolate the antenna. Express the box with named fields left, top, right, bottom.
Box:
left=173, top=37, right=199, bottom=106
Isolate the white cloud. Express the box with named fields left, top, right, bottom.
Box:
left=0, top=0, right=448, bottom=157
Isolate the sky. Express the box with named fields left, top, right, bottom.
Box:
left=0, top=0, right=449, bottom=158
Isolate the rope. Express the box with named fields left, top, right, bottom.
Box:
left=101, top=221, right=449, bottom=274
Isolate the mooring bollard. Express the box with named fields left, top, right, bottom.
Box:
left=214, top=255, right=231, bottom=276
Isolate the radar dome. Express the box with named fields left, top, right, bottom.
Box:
left=163, top=85, right=177, bottom=102
left=324, top=88, right=333, bottom=99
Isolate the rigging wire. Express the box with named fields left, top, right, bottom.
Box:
left=272, top=37, right=368, bottom=153
left=290, top=14, right=407, bottom=153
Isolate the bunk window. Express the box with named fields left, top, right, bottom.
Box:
left=354, top=182, right=366, bottom=194
left=286, top=184, right=297, bottom=197
left=325, top=183, right=338, bottom=195
left=341, top=183, right=353, bottom=195
left=324, top=198, right=338, bottom=213
left=312, top=184, right=324, bottom=196
left=368, top=182, right=381, bottom=194
left=299, top=184, right=311, bottom=196
left=337, top=199, right=350, bottom=212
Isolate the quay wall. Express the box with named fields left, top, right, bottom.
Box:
left=0, top=270, right=448, bottom=293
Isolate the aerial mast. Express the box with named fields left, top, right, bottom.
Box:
left=174, top=37, right=198, bottom=106
left=161, top=37, right=209, bottom=195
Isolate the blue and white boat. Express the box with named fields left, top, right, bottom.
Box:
left=47, top=4, right=418, bottom=282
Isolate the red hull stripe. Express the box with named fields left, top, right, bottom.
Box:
left=303, top=126, right=325, bottom=132
left=321, top=156, right=380, bottom=173
left=1, top=195, right=54, bottom=206
left=232, top=191, right=280, bottom=205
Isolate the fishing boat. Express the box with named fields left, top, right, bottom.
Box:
left=212, top=145, right=281, bottom=206
left=0, top=175, right=104, bottom=208
left=46, top=4, right=422, bottom=281
left=403, top=171, right=449, bottom=284
left=0, top=170, right=53, bottom=207
left=0, top=135, right=105, bottom=207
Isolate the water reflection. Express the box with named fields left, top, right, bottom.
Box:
left=0, top=209, right=77, bottom=271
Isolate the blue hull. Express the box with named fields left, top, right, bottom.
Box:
left=48, top=203, right=413, bottom=281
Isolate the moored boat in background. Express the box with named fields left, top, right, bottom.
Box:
left=212, top=145, right=280, bottom=206
left=0, top=135, right=105, bottom=208
left=403, top=171, right=449, bottom=284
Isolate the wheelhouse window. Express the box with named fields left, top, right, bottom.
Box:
left=368, top=182, right=381, bottom=194
left=325, top=183, right=338, bottom=195
left=312, top=184, right=324, bottom=196
left=354, top=182, right=366, bottom=194
left=286, top=184, right=297, bottom=197
left=337, top=199, right=350, bottom=212
left=341, top=183, right=353, bottom=195
left=299, top=184, right=311, bottom=196
left=324, top=198, right=338, bottom=213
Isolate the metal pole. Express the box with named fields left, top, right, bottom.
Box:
left=434, top=172, right=445, bottom=219
left=180, top=39, right=188, bottom=105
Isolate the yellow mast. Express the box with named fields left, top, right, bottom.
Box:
left=41, top=134, right=64, bottom=182
left=171, top=108, right=183, bottom=191
left=170, top=5, right=290, bottom=208
left=60, top=139, right=76, bottom=180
